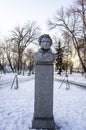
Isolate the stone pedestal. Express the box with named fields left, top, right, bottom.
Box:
left=32, top=61, right=55, bottom=129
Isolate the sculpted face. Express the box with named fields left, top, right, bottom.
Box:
left=40, top=37, right=51, bottom=50
left=34, top=34, right=55, bottom=62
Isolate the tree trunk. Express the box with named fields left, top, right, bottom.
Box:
left=7, top=55, right=14, bottom=72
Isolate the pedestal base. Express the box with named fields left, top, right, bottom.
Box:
left=32, top=117, right=55, bottom=129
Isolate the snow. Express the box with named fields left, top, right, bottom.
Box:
left=54, top=82, right=86, bottom=130
left=54, top=72, right=86, bottom=84
left=0, top=73, right=86, bottom=130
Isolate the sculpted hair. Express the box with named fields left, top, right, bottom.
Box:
left=38, top=34, right=52, bottom=46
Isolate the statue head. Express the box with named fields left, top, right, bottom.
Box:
left=38, top=34, right=52, bottom=51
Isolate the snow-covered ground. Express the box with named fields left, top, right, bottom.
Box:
left=54, top=72, right=86, bottom=84
left=0, top=73, right=86, bottom=130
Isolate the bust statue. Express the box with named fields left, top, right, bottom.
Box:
left=34, top=34, right=55, bottom=63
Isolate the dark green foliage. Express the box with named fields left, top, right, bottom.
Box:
left=55, top=40, right=64, bottom=75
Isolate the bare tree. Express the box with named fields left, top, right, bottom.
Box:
left=4, top=40, right=15, bottom=72
left=74, top=0, right=86, bottom=70
left=48, top=0, right=86, bottom=72
left=0, top=44, right=6, bottom=73
left=23, top=49, right=34, bottom=75
left=10, top=21, right=40, bottom=73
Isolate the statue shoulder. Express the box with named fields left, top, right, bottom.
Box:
left=34, top=51, right=42, bottom=61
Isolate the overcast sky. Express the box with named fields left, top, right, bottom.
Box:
left=0, top=0, right=74, bottom=37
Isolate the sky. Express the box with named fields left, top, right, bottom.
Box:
left=0, top=0, right=74, bottom=37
